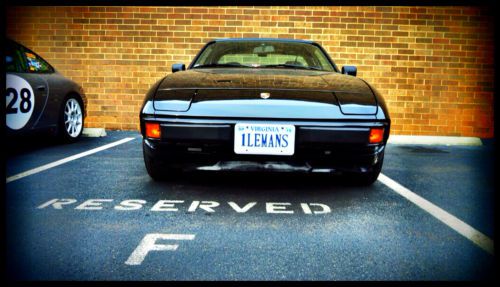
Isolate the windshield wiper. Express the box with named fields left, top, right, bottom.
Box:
left=192, top=63, right=251, bottom=69
left=261, top=64, right=324, bottom=71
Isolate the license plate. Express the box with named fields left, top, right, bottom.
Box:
left=234, top=123, right=295, bottom=155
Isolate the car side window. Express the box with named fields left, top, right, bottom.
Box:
left=6, top=44, right=26, bottom=73
left=23, top=49, right=54, bottom=73
left=6, top=41, right=55, bottom=74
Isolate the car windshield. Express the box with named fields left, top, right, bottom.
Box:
left=191, top=40, right=335, bottom=72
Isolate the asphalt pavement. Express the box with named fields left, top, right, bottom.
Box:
left=5, top=131, right=496, bottom=280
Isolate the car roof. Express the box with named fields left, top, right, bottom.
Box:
left=6, top=38, right=19, bottom=46
left=213, top=38, right=317, bottom=44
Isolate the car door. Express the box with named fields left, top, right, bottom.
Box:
left=6, top=41, right=50, bottom=133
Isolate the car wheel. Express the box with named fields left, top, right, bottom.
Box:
left=59, top=94, right=84, bottom=142
left=143, top=145, right=163, bottom=181
left=355, top=152, right=384, bottom=186
left=142, top=143, right=180, bottom=181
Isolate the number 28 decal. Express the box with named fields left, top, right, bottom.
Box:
left=6, top=74, right=35, bottom=130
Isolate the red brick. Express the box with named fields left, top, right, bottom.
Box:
left=5, top=5, right=493, bottom=137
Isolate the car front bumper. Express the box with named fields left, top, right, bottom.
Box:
left=141, top=117, right=389, bottom=174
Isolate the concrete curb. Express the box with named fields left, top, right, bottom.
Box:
left=82, top=128, right=107, bottom=137
left=388, top=135, right=482, bottom=146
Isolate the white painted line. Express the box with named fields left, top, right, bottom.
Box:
left=6, top=137, right=136, bottom=183
left=378, top=173, right=494, bottom=255
left=388, top=135, right=482, bottom=146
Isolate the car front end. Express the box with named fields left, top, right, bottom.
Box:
left=140, top=39, right=390, bottom=184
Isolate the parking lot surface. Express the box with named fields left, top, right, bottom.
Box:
left=5, top=131, right=496, bottom=280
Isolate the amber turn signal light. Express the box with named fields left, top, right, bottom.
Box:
left=145, top=122, right=161, bottom=139
left=369, top=128, right=384, bottom=144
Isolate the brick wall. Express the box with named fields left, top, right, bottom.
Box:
left=6, top=6, right=495, bottom=137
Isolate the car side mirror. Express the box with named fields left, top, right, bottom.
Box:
left=172, top=63, right=185, bottom=73
left=341, top=66, right=357, bottom=77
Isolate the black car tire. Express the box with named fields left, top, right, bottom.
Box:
left=142, top=143, right=180, bottom=181
left=58, top=94, right=84, bottom=143
left=345, top=152, right=384, bottom=186
left=143, top=149, right=163, bottom=181
left=348, top=151, right=384, bottom=186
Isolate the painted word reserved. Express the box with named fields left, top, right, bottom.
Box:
left=37, top=199, right=331, bottom=214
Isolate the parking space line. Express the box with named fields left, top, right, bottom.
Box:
left=378, top=173, right=494, bottom=255
left=6, top=137, right=137, bottom=184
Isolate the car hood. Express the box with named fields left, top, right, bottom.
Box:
left=154, top=68, right=378, bottom=116
left=158, top=68, right=372, bottom=92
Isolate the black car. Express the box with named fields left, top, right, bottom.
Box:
left=140, top=38, right=390, bottom=185
left=6, top=39, right=86, bottom=141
